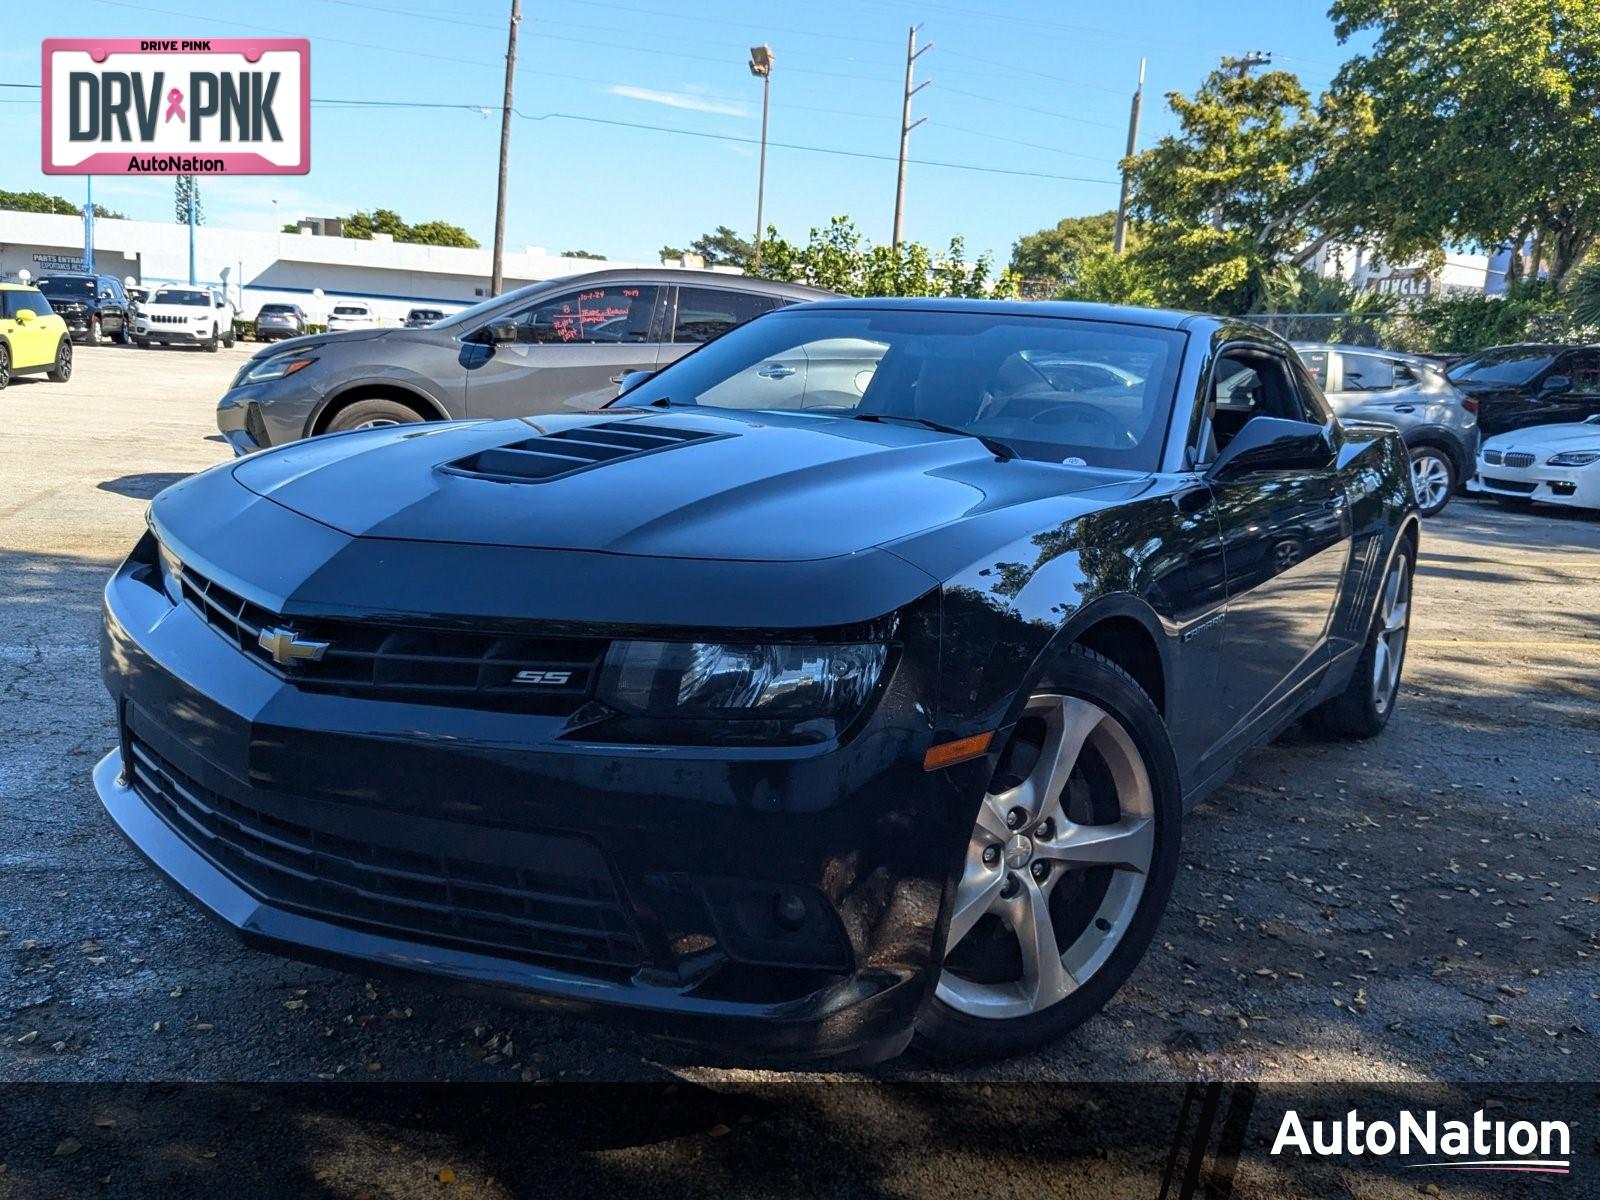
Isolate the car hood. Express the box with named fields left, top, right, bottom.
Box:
left=228, top=408, right=1126, bottom=563
left=1484, top=423, right=1600, bottom=452
left=243, top=327, right=403, bottom=360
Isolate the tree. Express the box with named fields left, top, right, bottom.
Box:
left=0, top=189, right=124, bottom=219
left=1326, top=0, right=1600, bottom=290
left=659, top=225, right=755, bottom=268
left=1055, top=250, right=1162, bottom=308
left=562, top=249, right=607, bottom=260
left=174, top=175, right=203, bottom=225
left=1125, top=65, right=1331, bottom=314
left=339, top=209, right=478, bottom=248
left=749, top=216, right=1007, bottom=298
left=1009, top=211, right=1119, bottom=295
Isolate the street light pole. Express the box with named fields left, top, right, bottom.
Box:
left=748, top=45, right=774, bottom=270
left=892, top=25, right=931, bottom=250
left=491, top=0, right=522, bottom=297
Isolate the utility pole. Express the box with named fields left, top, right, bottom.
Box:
left=187, top=187, right=197, bottom=285
left=491, top=0, right=522, bottom=297
left=892, top=24, right=931, bottom=249
left=1112, top=58, right=1145, bottom=256
left=1221, top=50, right=1271, bottom=79
left=749, top=45, right=774, bottom=270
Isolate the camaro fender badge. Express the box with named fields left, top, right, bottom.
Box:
left=1179, top=609, right=1227, bottom=644
left=257, top=626, right=331, bottom=666
left=512, top=669, right=573, bottom=686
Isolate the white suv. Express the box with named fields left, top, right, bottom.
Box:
left=133, top=288, right=237, bottom=352
left=327, top=302, right=378, bottom=332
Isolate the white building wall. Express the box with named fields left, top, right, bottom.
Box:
left=0, top=210, right=733, bottom=324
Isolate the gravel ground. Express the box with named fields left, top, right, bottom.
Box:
left=2, top=341, right=1597, bottom=1091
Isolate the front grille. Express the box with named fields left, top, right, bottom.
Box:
left=1483, top=476, right=1537, bottom=494
left=177, top=564, right=605, bottom=714
left=443, top=421, right=729, bottom=484
left=149, top=314, right=198, bottom=326
left=1503, top=451, right=1536, bottom=468
left=1482, top=449, right=1503, bottom=465
left=126, top=734, right=644, bottom=970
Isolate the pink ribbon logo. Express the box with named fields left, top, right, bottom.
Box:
left=164, top=88, right=185, bottom=123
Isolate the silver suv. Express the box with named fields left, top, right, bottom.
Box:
left=1294, top=342, right=1478, bottom=516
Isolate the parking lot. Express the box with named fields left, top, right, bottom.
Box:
left=2, top=342, right=1597, bottom=1087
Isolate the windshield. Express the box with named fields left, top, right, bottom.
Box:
left=153, top=289, right=211, bottom=306
left=615, top=308, right=1186, bottom=471
left=36, top=277, right=95, bottom=297
left=1447, top=347, right=1558, bottom=386
left=431, top=278, right=575, bottom=331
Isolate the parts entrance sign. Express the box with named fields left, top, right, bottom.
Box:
left=43, top=39, right=309, bottom=175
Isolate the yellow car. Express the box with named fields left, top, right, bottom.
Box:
left=0, top=282, right=74, bottom=388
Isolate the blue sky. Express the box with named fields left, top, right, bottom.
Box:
left=3, top=1, right=1363, bottom=264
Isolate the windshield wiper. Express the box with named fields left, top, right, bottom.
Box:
left=853, top=413, right=1017, bottom=460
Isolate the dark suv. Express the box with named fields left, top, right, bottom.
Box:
left=1446, top=343, right=1600, bottom=436
left=34, top=273, right=131, bottom=345
left=216, top=269, right=834, bottom=453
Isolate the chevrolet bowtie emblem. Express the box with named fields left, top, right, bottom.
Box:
left=257, top=626, right=330, bottom=666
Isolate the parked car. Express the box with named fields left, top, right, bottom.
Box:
left=1294, top=342, right=1477, bottom=516
left=34, top=272, right=130, bottom=345
left=254, top=303, right=308, bottom=342
left=326, top=302, right=378, bottom=332
left=1445, top=343, right=1600, bottom=437
left=1469, top=414, right=1600, bottom=510
left=403, top=307, right=446, bottom=328
left=215, top=269, right=834, bottom=454
left=103, top=300, right=1419, bottom=1064
left=0, top=283, right=74, bottom=386
left=133, top=287, right=237, bottom=351
left=126, top=285, right=152, bottom=315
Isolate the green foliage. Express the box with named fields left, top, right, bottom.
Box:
left=1564, top=257, right=1600, bottom=328
left=341, top=208, right=478, bottom=248
left=1009, top=211, right=1119, bottom=295
left=1054, top=250, right=1163, bottom=308
left=1327, top=0, right=1600, bottom=289
left=174, top=175, right=203, bottom=225
left=1410, top=282, right=1569, bottom=353
left=1126, top=66, right=1330, bottom=314
left=659, top=225, right=755, bottom=268
left=0, top=189, right=124, bottom=219
left=561, top=249, right=607, bottom=260
left=750, top=216, right=1002, bottom=297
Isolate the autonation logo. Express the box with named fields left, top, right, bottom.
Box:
left=1272, top=1108, right=1571, bottom=1175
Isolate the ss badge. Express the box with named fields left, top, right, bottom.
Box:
left=513, top=669, right=572, bottom=686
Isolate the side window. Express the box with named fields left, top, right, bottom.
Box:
left=672, top=287, right=778, bottom=344
left=1566, top=351, right=1600, bottom=395
left=510, top=284, right=660, bottom=345
left=1340, top=353, right=1394, bottom=391
left=1200, top=351, right=1307, bottom=459
left=1298, top=348, right=1330, bottom=389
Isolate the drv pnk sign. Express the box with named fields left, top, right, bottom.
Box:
left=43, top=38, right=309, bottom=175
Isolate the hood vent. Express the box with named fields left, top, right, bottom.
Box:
left=441, top=421, right=729, bottom=484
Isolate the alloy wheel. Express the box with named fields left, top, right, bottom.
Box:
left=1371, top=552, right=1411, bottom=714
left=1410, top=452, right=1452, bottom=514
left=352, top=418, right=401, bottom=430
left=0, top=345, right=9, bottom=388
left=55, top=343, right=72, bottom=380
left=936, top=694, right=1155, bottom=1020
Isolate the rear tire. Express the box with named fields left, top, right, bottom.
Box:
left=87, top=317, right=102, bottom=346
left=1408, top=447, right=1455, bottom=517
left=223, top=325, right=236, bottom=348
left=114, top=321, right=130, bottom=345
left=323, top=398, right=425, bottom=435
left=48, top=339, right=72, bottom=382
left=1313, top=545, right=1413, bottom=739
left=205, top=326, right=220, bottom=352
left=915, top=644, right=1182, bottom=1063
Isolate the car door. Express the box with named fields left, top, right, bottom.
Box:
left=1, top=289, right=55, bottom=368
left=1200, top=347, right=1352, bottom=746
left=464, top=283, right=665, bottom=418
left=101, top=277, right=128, bottom=336
left=1547, top=350, right=1600, bottom=426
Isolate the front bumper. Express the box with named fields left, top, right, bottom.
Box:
left=216, top=380, right=320, bottom=454
left=136, top=323, right=211, bottom=344
left=97, top=551, right=975, bottom=1064
left=1467, top=462, right=1600, bottom=509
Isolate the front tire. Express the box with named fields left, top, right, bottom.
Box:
left=1312, top=545, right=1413, bottom=738
left=87, top=317, right=102, bottom=346
left=223, top=325, right=236, bottom=348
left=0, top=343, right=10, bottom=389
left=916, top=645, right=1182, bottom=1063
left=205, top=325, right=220, bottom=352
left=323, top=398, right=425, bottom=435
left=1408, top=447, right=1455, bottom=517
left=48, top=339, right=73, bottom=382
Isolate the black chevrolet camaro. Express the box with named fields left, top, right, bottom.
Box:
left=97, top=300, right=1419, bottom=1064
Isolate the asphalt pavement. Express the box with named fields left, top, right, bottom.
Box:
left=2, top=340, right=1597, bottom=1091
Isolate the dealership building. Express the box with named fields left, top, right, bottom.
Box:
left=0, top=209, right=720, bottom=323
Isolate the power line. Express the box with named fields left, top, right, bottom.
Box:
left=936, top=85, right=1123, bottom=132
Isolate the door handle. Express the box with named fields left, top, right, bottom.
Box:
left=609, top=373, right=626, bottom=384
left=756, top=363, right=796, bottom=379
left=1392, top=404, right=1415, bottom=413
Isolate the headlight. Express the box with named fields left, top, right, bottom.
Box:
left=597, top=641, right=888, bottom=720
left=1546, top=451, right=1600, bottom=467
left=241, top=355, right=317, bottom=384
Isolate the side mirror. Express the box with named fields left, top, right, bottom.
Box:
left=487, top=318, right=519, bottom=344
left=615, top=369, right=656, bottom=396
left=1541, top=374, right=1571, bottom=393
left=1206, top=416, right=1334, bottom=480
left=13, top=308, right=36, bottom=324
